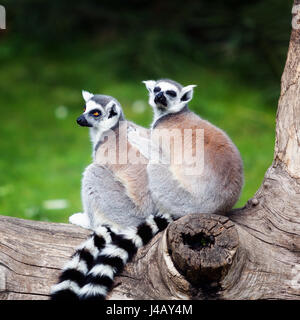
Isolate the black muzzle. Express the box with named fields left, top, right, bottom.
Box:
left=154, top=92, right=167, bottom=107
left=77, top=115, right=92, bottom=127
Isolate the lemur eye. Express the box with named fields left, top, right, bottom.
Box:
left=166, top=90, right=177, bottom=97
left=90, top=109, right=101, bottom=117
left=83, top=106, right=86, bottom=112
left=154, top=87, right=161, bottom=93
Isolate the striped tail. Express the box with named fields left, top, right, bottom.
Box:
left=50, top=225, right=113, bottom=300
left=78, top=212, right=174, bottom=300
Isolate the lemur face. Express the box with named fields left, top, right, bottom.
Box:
left=143, top=80, right=196, bottom=113
left=77, top=91, right=121, bottom=131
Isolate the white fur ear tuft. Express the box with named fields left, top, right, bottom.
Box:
left=82, top=90, right=94, bottom=102
left=142, top=80, right=156, bottom=93
left=180, top=85, right=197, bottom=102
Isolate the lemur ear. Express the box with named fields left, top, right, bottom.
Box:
left=142, top=80, right=156, bottom=93
left=105, top=101, right=119, bottom=119
left=82, top=90, right=94, bottom=102
left=180, top=85, right=197, bottom=103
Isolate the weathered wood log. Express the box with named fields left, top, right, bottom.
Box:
left=167, top=214, right=238, bottom=286
left=0, top=215, right=89, bottom=300
left=107, top=214, right=240, bottom=300
left=1, top=0, right=300, bottom=300
left=0, top=213, right=238, bottom=300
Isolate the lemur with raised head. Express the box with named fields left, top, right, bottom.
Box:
left=70, top=90, right=156, bottom=230
left=129, top=79, right=244, bottom=219
left=50, top=91, right=173, bottom=300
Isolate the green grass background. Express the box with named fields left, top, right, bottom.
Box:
left=0, top=41, right=277, bottom=223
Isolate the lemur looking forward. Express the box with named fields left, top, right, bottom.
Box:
left=129, top=79, right=244, bottom=218
left=50, top=92, right=174, bottom=300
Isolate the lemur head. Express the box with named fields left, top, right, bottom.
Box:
left=143, top=79, right=196, bottom=115
left=77, top=90, right=124, bottom=132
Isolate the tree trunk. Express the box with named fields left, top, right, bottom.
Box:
left=0, top=2, right=300, bottom=300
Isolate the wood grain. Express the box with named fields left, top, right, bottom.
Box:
left=0, top=215, right=90, bottom=300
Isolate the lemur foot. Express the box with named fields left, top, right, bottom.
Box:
left=69, top=212, right=91, bottom=229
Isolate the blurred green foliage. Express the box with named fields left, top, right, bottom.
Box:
left=0, top=1, right=293, bottom=222
left=2, top=0, right=292, bottom=79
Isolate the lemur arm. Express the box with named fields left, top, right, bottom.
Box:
left=127, top=126, right=152, bottom=160
left=127, top=127, right=166, bottom=163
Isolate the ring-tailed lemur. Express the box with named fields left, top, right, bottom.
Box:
left=128, top=79, right=244, bottom=219
left=50, top=91, right=174, bottom=300
left=71, top=91, right=157, bottom=230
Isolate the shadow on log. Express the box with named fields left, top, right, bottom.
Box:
left=1, top=0, right=300, bottom=300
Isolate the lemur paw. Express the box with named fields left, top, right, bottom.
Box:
left=69, top=213, right=91, bottom=230
left=128, top=129, right=152, bottom=160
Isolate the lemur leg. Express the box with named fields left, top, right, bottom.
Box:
left=81, top=163, right=150, bottom=230
left=147, top=163, right=220, bottom=218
